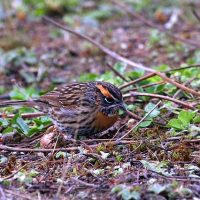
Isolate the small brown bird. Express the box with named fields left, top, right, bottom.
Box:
left=0, top=81, right=125, bottom=137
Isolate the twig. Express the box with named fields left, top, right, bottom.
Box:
left=111, top=0, right=200, bottom=48
left=42, top=17, right=200, bottom=97
left=149, top=170, right=200, bottom=182
left=71, top=177, right=99, bottom=188
left=155, top=71, right=200, bottom=97
left=191, top=7, right=200, bottom=22
left=118, top=101, right=162, bottom=140
left=106, top=63, right=128, bottom=82
left=166, top=64, right=200, bottom=72
left=1, top=164, right=27, bottom=181
left=56, top=157, right=71, bottom=198
left=124, top=92, right=194, bottom=109
left=0, top=138, right=200, bottom=153
left=124, top=81, right=165, bottom=92
left=173, top=78, right=195, bottom=99
left=0, top=144, right=80, bottom=152
left=126, top=110, right=141, bottom=120
left=120, top=72, right=156, bottom=89
left=0, top=112, right=44, bottom=119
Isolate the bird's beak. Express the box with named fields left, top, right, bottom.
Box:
left=119, top=103, right=127, bottom=113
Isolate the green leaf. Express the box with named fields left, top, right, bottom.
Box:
left=29, top=169, right=39, bottom=177
left=193, top=115, right=200, bottom=123
left=16, top=117, right=30, bottom=135
left=168, top=119, right=185, bottom=130
left=56, top=151, right=67, bottom=159
left=114, top=62, right=127, bottom=74
left=2, top=127, right=14, bottom=134
left=12, top=114, right=29, bottom=135
left=127, top=104, right=136, bottom=111
left=153, top=64, right=170, bottom=72
left=144, top=103, right=160, bottom=118
left=138, top=119, right=152, bottom=128
left=168, top=118, right=185, bottom=130
left=79, top=73, right=98, bottom=82
left=178, top=111, right=195, bottom=126
left=0, top=118, right=9, bottom=127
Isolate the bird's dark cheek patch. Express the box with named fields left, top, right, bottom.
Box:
left=96, top=84, right=113, bottom=99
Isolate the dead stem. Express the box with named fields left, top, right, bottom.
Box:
left=124, top=91, right=194, bottom=109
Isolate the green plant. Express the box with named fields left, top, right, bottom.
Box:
left=168, top=110, right=197, bottom=131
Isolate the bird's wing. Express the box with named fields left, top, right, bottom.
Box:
left=39, top=83, right=88, bottom=108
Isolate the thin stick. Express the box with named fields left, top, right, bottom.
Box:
left=56, top=157, right=71, bottom=198
left=106, top=63, right=128, bottom=82
left=124, top=81, right=165, bottom=92
left=124, top=92, right=194, bottom=109
left=1, top=138, right=200, bottom=153
left=126, top=110, right=141, bottom=120
left=42, top=17, right=200, bottom=97
left=71, top=177, right=99, bottom=188
left=166, top=64, right=200, bottom=72
left=0, top=112, right=44, bottom=119
left=173, top=78, right=195, bottom=99
left=1, top=164, right=27, bottom=181
left=149, top=169, right=200, bottom=182
left=118, top=101, right=162, bottom=140
left=120, top=72, right=156, bottom=89
left=191, top=7, right=200, bottom=22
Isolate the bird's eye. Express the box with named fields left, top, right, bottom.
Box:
left=105, top=97, right=114, bottom=104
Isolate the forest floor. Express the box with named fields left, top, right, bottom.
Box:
left=0, top=1, right=200, bottom=199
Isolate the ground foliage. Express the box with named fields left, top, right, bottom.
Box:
left=0, top=0, right=200, bottom=199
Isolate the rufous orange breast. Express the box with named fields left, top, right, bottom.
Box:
left=94, top=111, right=118, bottom=132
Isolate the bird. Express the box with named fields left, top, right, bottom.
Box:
left=0, top=81, right=126, bottom=138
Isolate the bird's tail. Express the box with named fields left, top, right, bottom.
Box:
left=0, top=100, right=37, bottom=108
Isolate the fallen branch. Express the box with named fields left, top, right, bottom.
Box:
left=43, top=16, right=200, bottom=97
left=124, top=91, right=194, bottom=109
